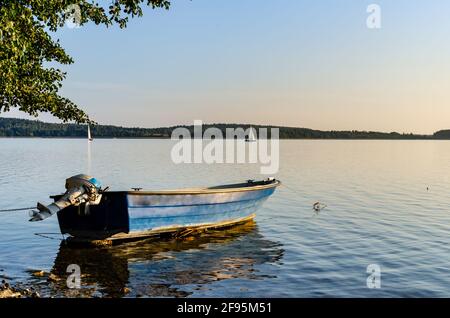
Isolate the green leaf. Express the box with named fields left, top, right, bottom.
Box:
left=0, top=0, right=171, bottom=123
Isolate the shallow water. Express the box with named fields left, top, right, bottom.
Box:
left=0, top=139, right=450, bottom=297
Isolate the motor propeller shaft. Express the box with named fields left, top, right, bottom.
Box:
left=29, top=174, right=102, bottom=222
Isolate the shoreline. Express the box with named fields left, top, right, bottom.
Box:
left=2, top=118, right=447, bottom=140
left=0, top=137, right=447, bottom=140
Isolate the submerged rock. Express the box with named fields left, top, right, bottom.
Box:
left=31, top=270, right=46, bottom=277
left=47, top=273, right=61, bottom=282
left=0, top=280, right=41, bottom=298
left=0, top=288, right=22, bottom=298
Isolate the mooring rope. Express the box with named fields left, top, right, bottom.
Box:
left=281, top=184, right=327, bottom=212
left=34, top=233, right=65, bottom=241
left=280, top=183, right=306, bottom=201
left=0, top=206, right=35, bottom=213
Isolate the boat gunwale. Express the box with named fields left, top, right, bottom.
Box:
left=122, top=180, right=281, bottom=195
left=50, top=180, right=281, bottom=199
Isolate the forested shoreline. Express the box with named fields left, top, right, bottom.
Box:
left=1, top=117, right=448, bottom=139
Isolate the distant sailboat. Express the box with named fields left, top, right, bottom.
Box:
left=88, top=125, right=93, bottom=142
left=246, top=127, right=257, bottom=142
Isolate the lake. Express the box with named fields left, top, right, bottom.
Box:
left=0, top=139, right=449, bottom=297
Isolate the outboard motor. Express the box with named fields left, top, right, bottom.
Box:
left=29, top=174, right=103, bottom=222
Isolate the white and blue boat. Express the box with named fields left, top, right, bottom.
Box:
left=31, top=175, right=280, bottom=244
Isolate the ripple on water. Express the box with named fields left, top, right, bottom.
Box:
left=0, top=139, right=450, bottom=297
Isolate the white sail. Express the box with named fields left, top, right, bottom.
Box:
left=88, top=125, right=93, bottom=141
left=246, top=127, right=256, bottom=142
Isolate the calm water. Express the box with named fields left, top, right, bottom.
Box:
left=1, top=139, right=450, bottom=297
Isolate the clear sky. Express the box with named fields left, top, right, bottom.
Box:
left=5, top=0, right=450, bottom=134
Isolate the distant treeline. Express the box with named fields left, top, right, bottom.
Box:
left=0, top=117, right=448, bottom=139
left=0, top=118, right=171, bottom=138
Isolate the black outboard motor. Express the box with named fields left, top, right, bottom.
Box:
left=29, top=174, right=102, bottom=222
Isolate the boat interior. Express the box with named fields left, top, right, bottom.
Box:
left=207, top=179, right=278, bottom=189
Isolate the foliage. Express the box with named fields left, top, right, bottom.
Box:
left=0, top=0, right=170, bottom=123
left=0, top=117, right=436, bottom=139
left=433, top=130, right=450, bottom=139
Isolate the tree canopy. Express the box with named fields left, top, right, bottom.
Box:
left=0, top=0, right=170, bottom=123
left=0, top=117, right=435, bottom=140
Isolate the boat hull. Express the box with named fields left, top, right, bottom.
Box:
left=56, top=179, right=280, bottom=244
left=127, top=187, right=275, bottom=232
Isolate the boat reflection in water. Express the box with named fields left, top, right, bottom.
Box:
left=46, top=221, right=284, bottom=297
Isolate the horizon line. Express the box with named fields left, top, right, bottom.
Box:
left=1, top=116, right=446, bottom=136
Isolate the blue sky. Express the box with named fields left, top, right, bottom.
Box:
left=5, top=0, right=450, bottom=134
